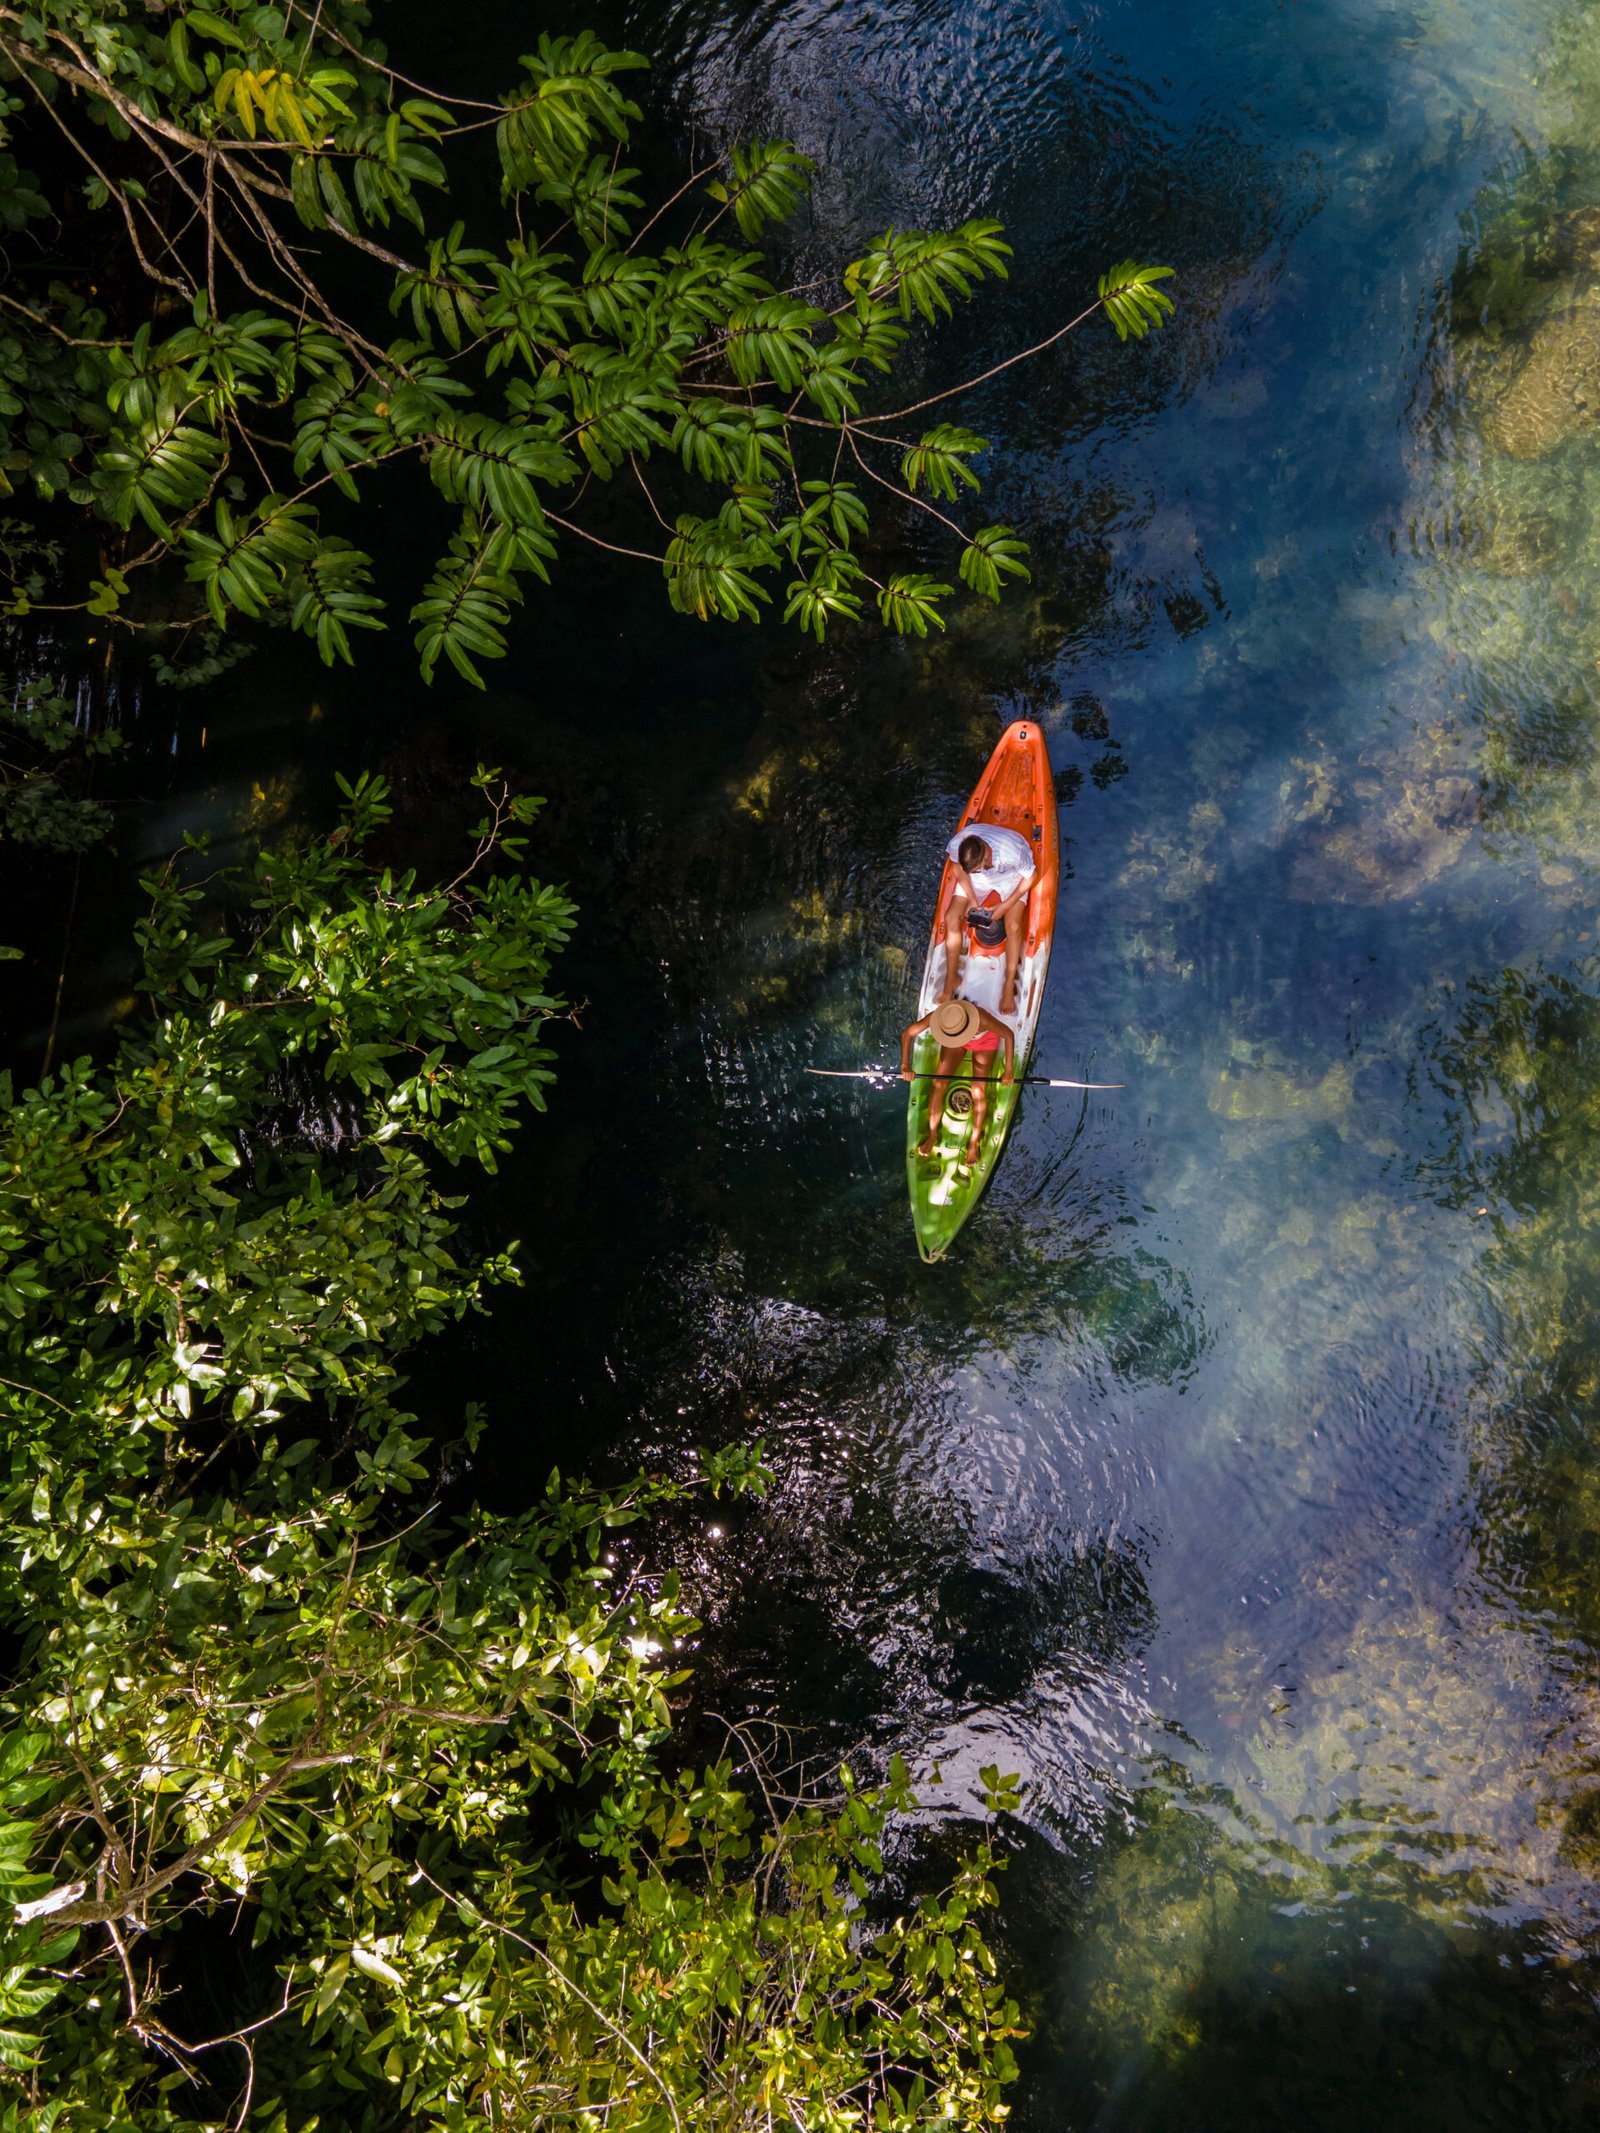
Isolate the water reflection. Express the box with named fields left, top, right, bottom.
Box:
left=645, top=1271, right=1171, bottom=1841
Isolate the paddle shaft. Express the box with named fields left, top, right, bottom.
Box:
left=807, top=1068, right=1123, bottom=1090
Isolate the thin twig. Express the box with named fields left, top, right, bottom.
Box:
left=14, top=65, right=191, bottom=296
left=0, top=1372, right=75, bottom=1415
left=853, top=297, right=1104, bottom=426
left=543, top=511, right=662, bottom=565
left=846, top=426, right=968, bottom=542
left=0, top=289, right=120, bottom=346
left=281, top=1, right=502, bottom=113
left=40, top=848, right=83, bottom=1079
left=414, top=1867, right=686, bottom=2133
left=628, top=455, right=675, bottom=534
left=625, top=158, right=723, bottom=255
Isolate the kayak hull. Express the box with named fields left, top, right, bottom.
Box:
left=906, top=722, right=1060, bottom=1262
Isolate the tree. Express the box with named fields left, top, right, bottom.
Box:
left=0, top=772, right=1025, bottom=2127
left=0, top=3, right=1173, bottom=684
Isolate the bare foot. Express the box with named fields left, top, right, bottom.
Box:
left=964, top=1125, right=983, bottom=1163
left=937, top=985, right=956, bottom=1006
left=916, top=1133, right=937, bottom=1158
left=1000, top=981, right=1017, bottom=1014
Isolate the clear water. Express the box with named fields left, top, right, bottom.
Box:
left=18, top=0, right=1600, bottom=2120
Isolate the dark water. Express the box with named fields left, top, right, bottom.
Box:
left=16, top=0, right=1600, bottom=2122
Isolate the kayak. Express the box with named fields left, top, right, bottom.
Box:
left=906, top=721, right=1060, bottom=1262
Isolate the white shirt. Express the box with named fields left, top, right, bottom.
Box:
left=947, top=821, right=1035, bottom=903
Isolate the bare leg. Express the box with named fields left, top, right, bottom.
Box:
left=938, top=901, right=965, bottom=1003
left=917, top=1047, right=962, bottom=1157
left=965, top=1063, right=993, bottom=1162
left=1000, top=898, right=1027, bottom=1015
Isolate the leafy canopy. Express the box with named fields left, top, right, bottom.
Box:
left=0, top=4, right=1173, bottom=680
left=0, top=774, right=1026, bottom=2128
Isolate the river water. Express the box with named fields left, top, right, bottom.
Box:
left=16, top=0, right=1600, bottom=2121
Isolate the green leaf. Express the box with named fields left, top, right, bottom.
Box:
left=847, top=220, right=1011, bottom=323
left=426, top=414, right=575, bottom=525
left=96, top=418, right=225, bottom=536
left=411, top=527, right=522, bottom=685
left=706, top=139, right=815, bottom=241
left=783, top=550, right=863, bottom=642
left=958, top=526, right=1031, bottom=602
left=183, top=494, right=318, bottom=627
left=0, top=1735, right=46, bottom=1788
left=496, top=32, right=647, bottom=196
left=1098, top=259, right=1176, bottom=341
left=168, top=20, right=206, bottom=93
left=724, top=298, right=824, bottom=393
left=350, top=1945, right=405, bottom=1991
left=289, top=538, right=385, bottom=664
left=664, top=513, right=773, bottom=624
left=901, top=424, right=985, bottom=503
left=184, top=9, right=247, bottom=49
left=877, top=573, right=952, bottom=637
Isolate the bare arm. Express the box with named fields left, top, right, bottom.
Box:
left=995, top=869, right=1034, bottom=917
left=900, top=1012, right=933, bottom=1078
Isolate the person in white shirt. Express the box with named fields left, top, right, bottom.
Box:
left=940, top=822, right=1035, bottom=1015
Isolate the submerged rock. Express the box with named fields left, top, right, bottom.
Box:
left=1277, top=748, right=1339, bottom=830
left=1208, top=1059, right=1353, bottom=1123
left=1486, top=295, right=1600, bottom=459
left=1287, top=774, right=1478, bottom=904
left=1474, top=500, right=1566, bottom=575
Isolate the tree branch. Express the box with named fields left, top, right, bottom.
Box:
left=852, top=296, right=1105, bottom=426
left=12, top=61, right=192, bottom=297
left=43, top=1743, right=362, bottom=1927
left=543, top=511, right=662, bottom=565
left=845, top=427, right=969, bottom=543
left=0, top=290, right=121, bottom=347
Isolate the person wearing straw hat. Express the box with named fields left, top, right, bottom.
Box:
left=900, top=997, right=1016, bottom=1164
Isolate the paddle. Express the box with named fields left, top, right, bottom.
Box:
left=807, top=1068, right=1124, bottom=1090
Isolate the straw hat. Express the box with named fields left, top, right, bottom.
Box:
left=933, top=998, right=981, bottom=1045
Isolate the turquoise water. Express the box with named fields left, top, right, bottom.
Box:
left=16, top=0, right=1600, bottom=2120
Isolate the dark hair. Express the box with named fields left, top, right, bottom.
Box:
left=957, top=835, right=987, bottom=870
